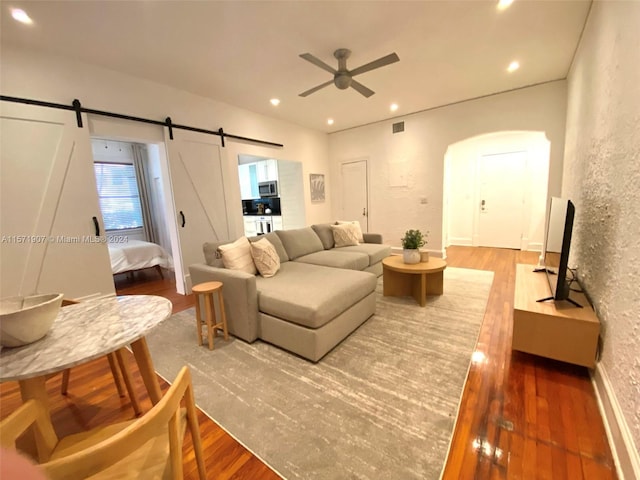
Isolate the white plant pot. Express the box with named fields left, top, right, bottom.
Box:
left=402, top=249, right=421, bottom=264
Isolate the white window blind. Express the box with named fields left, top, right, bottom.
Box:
left=94, top=162, right=144, bottom=231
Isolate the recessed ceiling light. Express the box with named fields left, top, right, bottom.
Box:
left=390, top=103, right=399, bottom=112
left=327, top=118, right=334, bottom=126
left=11, top=8, right=33, bottom=25
left=270, top=98, right=280, bottom=106
left=497, top=0, right=514, bottom=11
left=507, top=60, right=520, bottom=72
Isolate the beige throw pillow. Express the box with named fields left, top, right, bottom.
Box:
left=337, top=220, right=364, bottom=242
left=250, top=237, right=280, bottom=278
left=331, top=223, right=360, bottom=247
left=217, top=236, right=257, bottom=275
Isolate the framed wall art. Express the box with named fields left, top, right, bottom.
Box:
left=309, top=173, right=325, bottom=202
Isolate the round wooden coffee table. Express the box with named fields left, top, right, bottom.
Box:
left=382, top=255, right=447, bottom=306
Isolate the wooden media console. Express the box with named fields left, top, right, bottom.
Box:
left=512, top=263, right=600, bottom=368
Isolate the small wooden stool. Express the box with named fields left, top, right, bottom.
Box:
left=192, top=281, right=229, bottom=350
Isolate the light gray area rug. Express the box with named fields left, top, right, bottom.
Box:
left=146, top=267, right=494, bottom=480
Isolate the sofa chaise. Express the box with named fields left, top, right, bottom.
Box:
left=189, top=224, right=391, bottom=361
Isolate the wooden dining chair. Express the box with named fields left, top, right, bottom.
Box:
left=58, top=299, right=141, bottom=416
left=0, top=366, right=206, bottom=480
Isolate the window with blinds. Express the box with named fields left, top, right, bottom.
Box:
left=94, top=162, right=144, bottom=231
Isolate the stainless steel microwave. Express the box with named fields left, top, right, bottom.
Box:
left=258, top=180, right=278, bottom=197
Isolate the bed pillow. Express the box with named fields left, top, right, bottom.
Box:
left=217, top=236, right=257, bottom=275
left=331, top=223, right=360, bottom=247
left=250, top=237, right=280, bottom=278
left=337, top=220, right=364, bottom=242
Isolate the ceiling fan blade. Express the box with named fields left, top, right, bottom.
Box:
left=299, top=53, right=337, bottom=74
left=349, top=53, right=400, bottom=77
left=350, top=80, right=375, bottom=98
left=299, top=79, right=334, bottom=97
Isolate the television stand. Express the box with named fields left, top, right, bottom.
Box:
left=536, top=295, right=583, bottom=308
left=513, top=264, right=599, bottom=368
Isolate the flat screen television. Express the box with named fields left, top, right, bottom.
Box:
left=536, top=196, right=582, bottom=307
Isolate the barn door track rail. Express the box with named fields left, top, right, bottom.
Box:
left=0, top=95, right=284, bottom=149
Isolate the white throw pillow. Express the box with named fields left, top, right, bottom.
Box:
left=337, top=220, right=364, bottom=242
left=331, top=223, right=360, bottom=247
left=217, top=236, right=257, bottom=275
left=250, top=237, right=280, bottom=278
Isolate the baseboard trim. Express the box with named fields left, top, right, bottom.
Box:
left=448, top=237, right=473, bottom=246
left=591, top=363, right=640, bottom=480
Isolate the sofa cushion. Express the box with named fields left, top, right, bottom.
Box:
left=334, top=243, right=391, bottom=266
left=249, top=232, right=289, bottom=263
left=276, top=227, right=324, bottom=260
left=331, top=223, right=360, bottom=247
left=337, top=220, right=364, bottom=242
left=203, top=241, right=225, bottom=267
left=255, top=262, right=376, bottom=329
left=218, top=236, right=257, bottom=275
left=250, top=237, right=281, bottom=278
left=295, top=250, right=369, bottom=271
left=311, top=223, right=335, bottom=250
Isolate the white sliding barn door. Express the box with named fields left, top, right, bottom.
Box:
left=0, top=103, right=115, bottom=299
left=164, top=129, right=229, bottom=293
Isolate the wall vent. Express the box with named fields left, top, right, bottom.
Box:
left=392, top=121, right=405, bottom=134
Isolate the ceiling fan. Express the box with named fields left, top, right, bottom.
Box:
left=298, top=48, right=400, bottom=98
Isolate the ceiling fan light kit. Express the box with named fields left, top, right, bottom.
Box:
left=299, top=48, right=400, bottom=98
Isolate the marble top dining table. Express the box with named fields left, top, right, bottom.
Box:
left=0, top=295, right=172, bottom=460
left=0, top=295, right=171, bottom=381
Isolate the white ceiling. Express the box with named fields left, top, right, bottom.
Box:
left=1, top=1, right=591, bottom=133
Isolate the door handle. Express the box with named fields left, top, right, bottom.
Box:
left=481, top=200, right=486, bottom=211
left=92, top=216, right=100, bottom=236
left=179, top=211, right=186, bottom=228
left=362, top=207, right=367, bottom=217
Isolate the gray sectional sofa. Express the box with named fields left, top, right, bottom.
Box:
left=189, top=224, right=390, bottom=361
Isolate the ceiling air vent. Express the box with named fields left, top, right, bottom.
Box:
left=392, top=121, right=404, bottom=134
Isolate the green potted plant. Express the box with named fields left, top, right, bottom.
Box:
left=401, top=229, right=426, bottom=264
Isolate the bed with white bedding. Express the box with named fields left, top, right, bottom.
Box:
left=108, top=239, right=173, bottom=277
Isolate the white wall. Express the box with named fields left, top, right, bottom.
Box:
left=0, top=45, right=332, bottom=240
left=328, top=81, right=567, bottom=253
left=562, top=0, right=640, bottom=468
left=445, top=131, right=550, bottom=252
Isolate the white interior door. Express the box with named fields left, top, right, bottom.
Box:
left=0, top=103, right=115, bottom=299
left=340, top=160, right=368, bottom=231
left=165, top=129, right=229, bottom=293
left=476, top=151, right=526, bottom=249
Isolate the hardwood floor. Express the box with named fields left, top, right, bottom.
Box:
left=0, top=248, right=616, bottom=479
left=442, top=246, right=616, bottom=480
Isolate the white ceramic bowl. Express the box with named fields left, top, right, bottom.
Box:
left=0, top=293, right=64, bottom=347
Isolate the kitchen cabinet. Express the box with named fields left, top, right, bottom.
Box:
left=239, top=163, right=259, bottom=200
left=256, top=159, right=278, bottom=183
left=272, top=215, right=283, bottom=231
left=243, top=216, right=258, bottom=237
left=255, top=216, right=272, bottom=235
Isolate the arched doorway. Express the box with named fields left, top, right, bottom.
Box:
left=443, top=131, right=550, bottom=252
